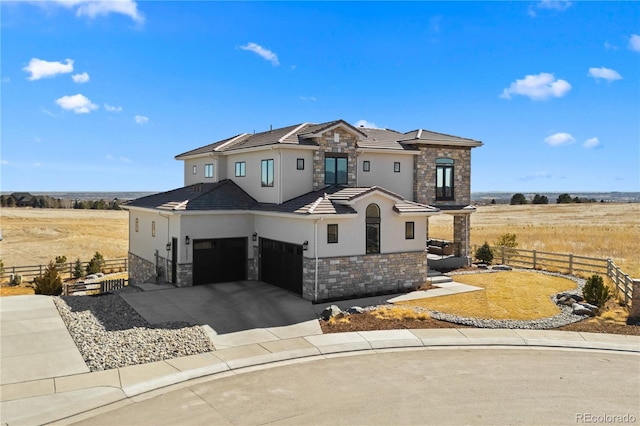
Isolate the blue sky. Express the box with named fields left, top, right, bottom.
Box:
left=1, top=1, right=639, bottom=192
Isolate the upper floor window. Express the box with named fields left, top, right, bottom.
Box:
left=327, top=224, right=338, bottom=243
left=363, top=161, right=370, bottom=172
left=394, top=162, right=401, bottom=173
left=325, top=155, right=347, bottom=185
left=405, top=221, right=415, bottom=239
left=235, top=161, right=246, bottom=177
left=192, top=165, right=197, bottom=175
left=297, top=158, right=305, bottom=170
left=204, top=163, right=214, bottom=178
left=435, top=158, right=454, bottom=201
left=261, top=159, right=274, bottom=187
left=135, top=218, right=139, bottom=232
left=365, top=203, right=381, bottom=254
left=151, top=221, right=156, bottom=237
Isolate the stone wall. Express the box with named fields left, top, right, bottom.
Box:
left=414, top=146, right=472, bottom=206
left=312, top=128, right=358, bottom=190
left=248, top=245, right=259, bottom=280
left=302, top=250, right=427, bottom=301
left=128, top=252, right=156, bottom=285
left=453, top=214, right=471, bottom=259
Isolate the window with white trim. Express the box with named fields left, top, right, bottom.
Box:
left=235, top=161, right=246, bottom=177
left=261, top=159, right=274, bottom=187
left=204, top=163, right=214, bottom=178
left=327, top=224, right=338, bottom=243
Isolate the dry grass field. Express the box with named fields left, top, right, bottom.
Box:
left=0, top=208, right=128, bottom=267
left=429, top=203, right=640, bottom=278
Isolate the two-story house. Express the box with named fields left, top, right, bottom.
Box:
left=124, top=119, right=482, bottom=301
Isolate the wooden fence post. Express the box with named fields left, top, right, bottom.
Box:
left=568, top=254, right=573, bottom=275
left=501, top=246, right=505, bottom=265
left=532, top=250, right=537, bottom=269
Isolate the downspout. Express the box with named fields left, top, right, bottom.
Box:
left=314, top=217, right=323, bottom=302
left=278, top=149, right=283, bottom=204
left=159, top=212, right=171, bottom=283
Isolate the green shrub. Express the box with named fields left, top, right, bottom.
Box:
left=582, top=275, right=611, bottom=308
left=73, top=258, right=84, bottom=279
left=510, top=193, right=527, bottom=205
left=33, top=261, right=63, bottom=295
left=475, top=242, right=494, bottom=264
left=86, top=252, right=105, bottom=275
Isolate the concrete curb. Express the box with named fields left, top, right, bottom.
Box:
left=1, top=329, right=638, bottom=426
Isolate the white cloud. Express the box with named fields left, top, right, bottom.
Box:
left=2, top=77, right=9, bottom=83
left=299, top=96, right=317, bottom=101
left=104, top=104, right=123, bottom=112
left=520, top=171, right=552, bottom=181
left=501, top=72, right=571, bottom=100
left=240, top=42, right=279, bottom=66
left=44, top=0, right=144, bottom=23
left=1, top=160, right=8, bottom=165
left=106, top=154, right=132, bottom=163
left=23, top=58, right=73, bottom=80
left=40, top=107, right=57, bottom=117
left=72, top=72, right=90, bottom=83
left=537, top=0, right=572, bottom=11
left=134, top=115, right=149, bottom=124
left=544, top=132, right=575, bottom=146
left=588, top=67, right=622, bottom=82
left=583, top=137, right=601, bottom=149
left=34, top=162, right=42, bottom=167
left=629, top=34, right=640, bottom=52
left=55, top=94, right=98, bottom=114
left=604, top=41, right=618, bottom=50
left=355, top=119, right=380, bottom=129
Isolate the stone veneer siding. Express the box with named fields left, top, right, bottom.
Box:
left=248, top=245, right=259, bottom=280
left=302, top=251, right=428, bottom=301
left=312, top=128, right=358, bottom=190
left=128, top=252, right=156, bottom=285
left=453, top=214, right=471, bottom=260
left=414, top=146, right=472, bottom=206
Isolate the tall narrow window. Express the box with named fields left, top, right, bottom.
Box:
left=204, top=163, right=214, bottom=178
left=435, top=158, right=454, bottom=201
left=363, top=160, right=370, bottom=172
left=151, top=221, right=156, bottom=237
left=365, top=203, right=380, bottom=254
left=235, top=161, right=246, bottom=177
left=325, top=155, right=348, bottom=185
left=192, top=165, right=197, bottom=175
left=405, top=222, right=415, bottom=239
left=297, top=158, right=305, bottom=170
left=135, top=218, right=139, bottom=232
left=394, top=162, right=401, bottom=173
left=261, top=159, right=274, bottom=187
left=327, top=224, right=338, bottom=243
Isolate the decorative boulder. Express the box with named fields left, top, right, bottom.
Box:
left=579, top=302, right=600, bottom=316
left=346, top=306, right=364, bottom=314
left=320, top=305, right=343, bottom=321
left=572, top=302, right=595, bottom=317
left=492, top=265, right=512, bottom=271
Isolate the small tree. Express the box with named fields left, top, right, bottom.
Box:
left=494, top=233, right=518, bottom=261
left=532, top=194, right=549, bottom=204
left=54, top=255, right=67, bottom=273
left=86, top=251, right=105, bottom=275
left=582, top=275, right=611, bottom=308
left=73, top=258, right=84, bottom=279
left=557, top=193, right=573, bottom=204
left=0, top=258, right=4, bottom=276
left=33, top=261, right=63, bottom=295
left=510, top=193, right=528, bottom=205
left=475, top=242, right=494, bottom=264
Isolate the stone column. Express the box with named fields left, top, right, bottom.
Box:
left=627, top=279, right=640, bottom=325
left=453, top=214, right=471, bottom=263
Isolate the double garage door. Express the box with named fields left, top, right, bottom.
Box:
left=260, top=238, right=303, bottom=295
left=193, top=238, right=247, bottom=285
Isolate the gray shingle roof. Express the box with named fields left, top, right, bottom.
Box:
left=177, top=119, right=479, bottom=158
left=254, top=185, right=356, bottom=215
left=126, top=180, right=257, bottom=211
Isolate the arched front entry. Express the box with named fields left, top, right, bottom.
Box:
left=366, top=203, right=380, bottom=254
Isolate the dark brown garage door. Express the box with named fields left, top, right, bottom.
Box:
left=193, top=238, right=247, bottom=285
left=260, top=238, right=303, bottom=295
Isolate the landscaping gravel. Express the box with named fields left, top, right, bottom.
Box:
left=53, top=287, right=214, bottom=372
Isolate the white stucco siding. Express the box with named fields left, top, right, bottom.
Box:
left=224, top=150, right=279, bottom=204
left=128, top=210, right=178, bottom=264
left=179, top=213, right=254, bottom=263
left=183, top=157, right=220, bottom=186
left=281, top=149, right=314, bottom=202
left=253, top=214, right=315, bottom=254
left=357, top=153, right=414, bottom=200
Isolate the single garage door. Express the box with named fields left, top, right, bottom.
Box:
left=193, top=238, right=247, bottom=285
left=260, top=238, right=303, bottom=295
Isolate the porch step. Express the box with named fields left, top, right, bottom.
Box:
left=427, top=269, right=443, bottom=278
left=426, top=275, right=454, bottom=285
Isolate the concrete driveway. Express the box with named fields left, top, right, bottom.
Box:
left=120, top=281, right=322, bottom=337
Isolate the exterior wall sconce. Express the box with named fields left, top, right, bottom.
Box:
left=303, top=241, right=309, bottom=251
left=252, top=232, right=258, bottom=242
left=165, top=242, right=171, bottom=251
left=185, top=236, right=190, bottom=245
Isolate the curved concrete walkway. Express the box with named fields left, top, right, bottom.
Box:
left=1, top=295, right=639, bottom=425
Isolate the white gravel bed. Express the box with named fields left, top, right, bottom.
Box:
left=53, top=287, right=214, bottom=371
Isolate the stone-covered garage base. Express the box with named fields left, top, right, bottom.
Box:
left=303, top=251, right=428, bottom=302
